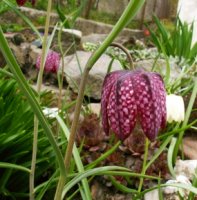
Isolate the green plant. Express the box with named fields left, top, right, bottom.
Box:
left=148, top=16, right=197, bottom=64
left=0, top=0, right=146, bottom=199
left=0, top=75, right=56, bottom=199
left=1, top=0, right=197, bottom=199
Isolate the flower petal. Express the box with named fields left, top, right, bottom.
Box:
left=101, top=70, right=125, bottom=135
left=108, top=73, right=137, bottom=140
left=152, top=73, right=166, bottom=128
left=133, top=71, right=165, bottom=140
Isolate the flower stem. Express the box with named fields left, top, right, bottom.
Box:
left=138, top=138, right=149, bottom=192
left=63, top=0, right=145, bottom=176
left=29, top=0, right=53, bottom=199
left=63, top=0, right=145, bottom=183
left=110, top=42, right=134, bottom=69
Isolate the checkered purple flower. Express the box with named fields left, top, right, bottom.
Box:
left=36, top=50, right=60, bottom=73
left=101, top=69, right=166, bottom=141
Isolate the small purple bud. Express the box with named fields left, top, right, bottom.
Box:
left=16, top=0, right=27, bottom=6
left=36, top=50, right=60, bottom=73
left=101, top=69, right=166, bottom=141
left=16, top=0, right=36, bottom=6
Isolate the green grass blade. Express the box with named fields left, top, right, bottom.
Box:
left=0, top=26, right=66, bottom=178
left=85, top=141, right=121, bottom=170
left=109, top=175, right=137, bottom=193
left=145, top=136, right=172, bottom=171
left=63, top=166, right=159, bottom=198
left=56, top=115, right=91, bottom=200
left=173, top=77, right=197, bottom=162
left=167, top=137, right=176, bottom=177
left=0, top=162, right=30, bottom=173
left=188, top=170, right=197, bottom=200
left=153, top=15, right=172, bottom=55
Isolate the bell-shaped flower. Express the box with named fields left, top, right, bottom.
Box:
left=36, top=50, right=60, bottom=73
left=166, top=94, right=185, bottom=123
left=101, top=69, right=166, bottom=141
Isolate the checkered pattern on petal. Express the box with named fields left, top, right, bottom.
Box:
left=101, top=69, right=166, bottom=141
left=36, top=50, right=60, bottom=73
left=101, top=70, right=126, bottom=135
left=113, top=74, right=137, bottom=140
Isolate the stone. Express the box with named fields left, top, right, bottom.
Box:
left=37, top=27, right=82, bottom=54
left=0, top=7, right=143, bottom=38
left=134, top=58, right=181, bottom=82
left=144, top=189, right=159, bottom=200
left=87, top=103, right=101, bottom=116
left=29, top=45, right=42, bottom=65
left=174, top=159, right=197, bottom=180
left=164, top=175, right=191, bottom=199
left=183, top=137, right=197, bottom=159
left=81, top=33, right=137, bottom=47
left=62, top=51, right=122, bottom=99
left=75, top=18, right=143, bottom=37
left=82, top=34, right=108, bottom=44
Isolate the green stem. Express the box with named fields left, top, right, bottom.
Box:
left=30, top=1, right=53, bottom=199
left=138, top=138, right=149, bottom=192
left=110, top=42, right=134, bottom=69
left=173, top=77, right=197, bottom=163
left=64, top=0, right=145, bottom=181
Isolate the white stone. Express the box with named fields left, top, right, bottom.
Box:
left=134, top=58, right=181, bottom=82
left=87, top=103, right=101, bottom=116
left=144, top=189, right=159, bottom=200
left=164, top=175, right=191, bottom=199
left=174, top=159, right=197, bottom=180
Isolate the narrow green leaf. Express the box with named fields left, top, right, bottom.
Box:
left=56, top=115, right=91, bottom=200
left=0, top=26, right=66, bottom=179
left=0, top=162, right=30, bottom=173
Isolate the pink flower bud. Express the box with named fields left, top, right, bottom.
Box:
left=36, top=50, right=60, bottom=73
left=16, top=0, right=27, bottom=6
left=16, top=0, right=36, bottom=6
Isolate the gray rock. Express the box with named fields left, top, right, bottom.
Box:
left=134, top=58, right=181, bottom=82
left=82, top=34, right=107, bottom=44
left=82, top=33, right=136, bottom=47
left=0, top=7, right=143, bottom=38
left=174, top=159, right=197, bottom=180
left=144, top=189, right=159, bottom=200
left=62, top=51, right=122, bottom=99
left=37, top=27, right=82, bottom=54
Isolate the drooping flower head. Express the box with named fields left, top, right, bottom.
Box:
left=16, top=0, right=35, bottom=6
left=36, top=50, right=60, bottom=73
left=101, top=69, right=166, bottom=141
